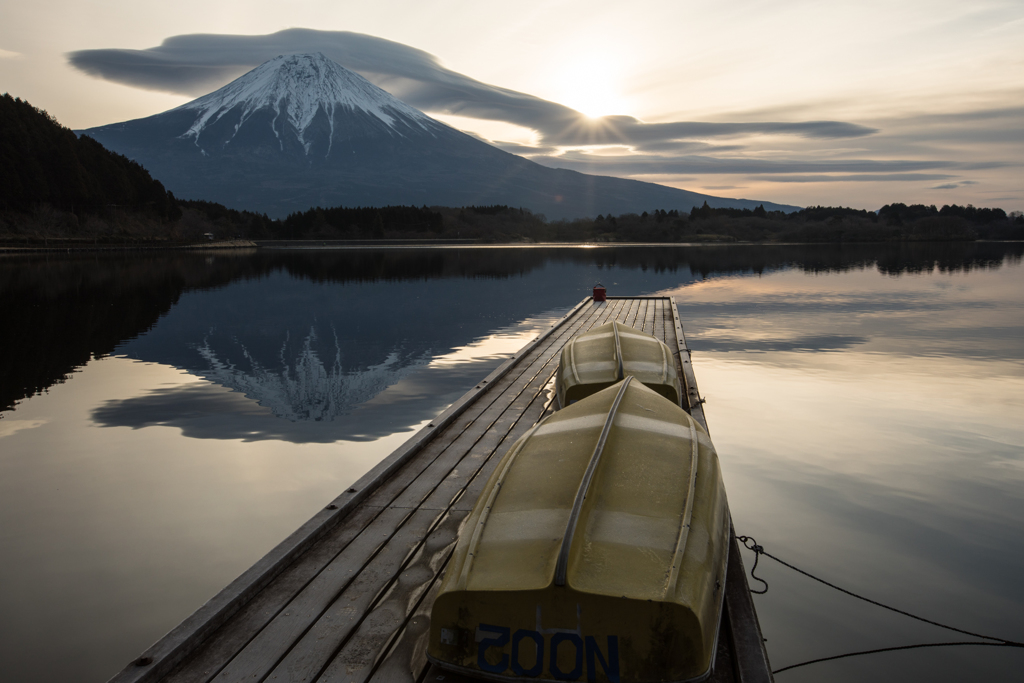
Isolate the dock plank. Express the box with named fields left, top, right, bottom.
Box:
left=670, top=297, right=707, bottom=430
left=653, top=299, right=667, bottom=353
left=639, top=298, right=651, bottom=331
left=624, top=298, right=641, bottom=327
left=643, top=297, right=656, bottom=333
left=365, top=572, right=445, bottom=683
left=319, top=519, right=455, bottom=683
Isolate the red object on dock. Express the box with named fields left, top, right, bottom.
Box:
left=593, top=284, right=607, bottom=301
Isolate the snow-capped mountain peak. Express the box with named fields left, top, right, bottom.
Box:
left=82, top=52, right=791, bottom=220
left=174, top=52, right=435, bottom=155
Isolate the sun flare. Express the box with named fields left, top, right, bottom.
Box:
left=552, top=52, right=630, bottom=119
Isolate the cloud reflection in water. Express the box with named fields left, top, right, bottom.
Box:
left=660, top=264, right=1024, bottom=681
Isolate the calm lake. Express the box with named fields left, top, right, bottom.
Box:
left=1, top=243, right=1022, bottom=683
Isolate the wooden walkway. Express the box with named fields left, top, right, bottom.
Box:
left=110, top=297, right=772, bottom=683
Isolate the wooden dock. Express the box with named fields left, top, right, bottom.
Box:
left=110, top=296, right=772, bottom=683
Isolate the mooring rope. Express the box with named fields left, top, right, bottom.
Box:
left=737, top=535, right=769, bottom=594
left=771, top=641, right=1021, bottom=674
left=735, top=534, right=1024, bottom=674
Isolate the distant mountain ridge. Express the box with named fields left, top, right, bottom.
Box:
left=81, top=53, right=800, bottom=219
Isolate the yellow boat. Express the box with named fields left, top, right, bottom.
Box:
left=556, top=321, right=682, bottom=407
left=427, top=377, right=730, bottom=683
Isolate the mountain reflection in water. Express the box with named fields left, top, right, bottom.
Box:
left=3, top=242, right=1020, bottom=418
left=192, top=332, right=425, bottom=423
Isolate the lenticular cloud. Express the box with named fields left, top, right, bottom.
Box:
left=67, top=28, right=874, bottom=148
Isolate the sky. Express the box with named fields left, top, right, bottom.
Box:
left=1, top=0, right=1022, bottom=211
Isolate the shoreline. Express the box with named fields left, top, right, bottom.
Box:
left=4, top=237, right=1018, bottom=254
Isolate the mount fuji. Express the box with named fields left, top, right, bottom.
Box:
left=81, top=53, right=797, bottom=219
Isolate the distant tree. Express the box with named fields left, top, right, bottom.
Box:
left=940, top=204, right=1006, bottom=223
left=878, top=203, right=937, bottom=225
left=690, top=201, right=712, bottom=220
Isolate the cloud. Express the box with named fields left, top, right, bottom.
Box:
left=529, top=151, right=999, bottom=177
left=0, top=48, right=22, bottom=59
left=630, top=140, right=746, bottom=154
left=689, top=334, right=868, bottom=353
left=891, top=105, right=1024, bottom=127
left=755, top=173, right=959, bottom=183
left=866, top=104, right=1024, bottom=150
left=929, top=179, right=980, bottom=190
left=67, top=28, right=876, bottom=149
left=541, top=117, right=876, bottom=147
left=492, top=141, right=558, bottom=155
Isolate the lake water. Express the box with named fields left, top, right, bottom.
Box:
left=1, top=244, right=1022, bottom=683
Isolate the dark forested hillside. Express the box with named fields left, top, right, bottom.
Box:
left=0, top=94, right=178, bottom=218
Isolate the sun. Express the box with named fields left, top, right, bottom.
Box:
left=552, top=52, right=630, bottom=119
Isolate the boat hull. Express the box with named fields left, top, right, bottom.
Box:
left=428, top=380, right=730, bottom=683
left=557, top=321, right=682, bottom=407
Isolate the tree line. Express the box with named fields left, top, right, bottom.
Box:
left=430, top=202, right=1023, bottom=243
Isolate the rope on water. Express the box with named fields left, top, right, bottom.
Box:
left=771, top=641, right=1021, bottom=674
left=735, top=534, right=1024, bottom=674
